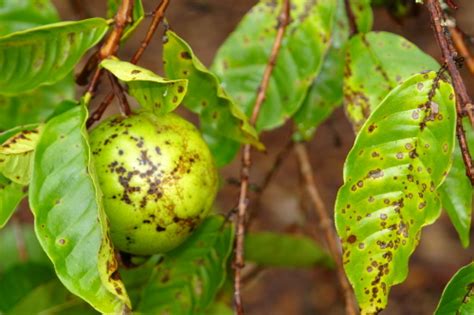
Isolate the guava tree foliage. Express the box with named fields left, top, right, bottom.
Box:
left=0, top=0, right=472, bottom=315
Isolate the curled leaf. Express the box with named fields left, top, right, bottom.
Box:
left=101, top=58, right=188, bottom=115
left=29, top=103, right=130, bottom=313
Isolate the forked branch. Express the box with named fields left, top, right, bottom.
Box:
left=87, top=0, right=171, bottom=127
left=233, top=1, right=291, bottom=314
left=425, top=0, right=474, bottom=185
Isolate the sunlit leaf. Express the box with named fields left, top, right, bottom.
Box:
left=162, top=30, right=261, bottom=157
left=0, top=0, right=59, bottom=36
left=138, top=216, right=234, bottom=314
left=29, top=103, right=130, bottom=313
left=0, top=18, right=109, bottom=95
left=0, top=125, right=43, bottom=185
left=435, top=261, right=474, bottom=315
left=100, top=58, right=188, bottom=115
left=344, top=31, right=439, bottom=131
left=335, top=72, right=456, bottom=313
left=245, top=232, right=332, bottom=268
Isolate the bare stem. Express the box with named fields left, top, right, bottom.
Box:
left=233, top=1, right=291, bottom=314
left=85, top=0, right=134, bottom=95
left=86, top=0, right=171, bottom=126
left=450, top=26, right=474, bottom=75
left=86, top=93, right=115, bottom=128
left=107, top=72, right=132, bottom=116
left=425, top=0, right=474, bottom=185
left=130, top=0, right=170, bottom=64
left=294, top=142, right=357, bottom=315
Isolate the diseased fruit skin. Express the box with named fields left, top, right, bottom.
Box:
left=89, top=112, right=218, bottom=255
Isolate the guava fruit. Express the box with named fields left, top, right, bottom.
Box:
left=89, top=111, right=218, bottom=255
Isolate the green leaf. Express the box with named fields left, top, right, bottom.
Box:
left=245, top=232, right=332, bottom=268
left=0, top=262, right=55, bottom=312
left=344, top=32, right=439, bottom=131
left=204, top=302, right=233, bottom=315
left=293, top=0, right=351, bottom=141
left=0, top=76, right=75, bottom=131
left=100, top=58, right=188, bottom=115
left=162, top=30, right=261, bottom=152
left=0, top=125, right=43, bottom=185
left=138, top=215, right=234, bottom=314
left=119, top=256, right=161, bottom=307
left=212, top=0, right=337, bottom=131
left=0, top=174, right=25, bottom=228
left=435, top=261, right=474, bottom=315
left=350, top=0, right=373, bottom=33
left=0, top=223, right=49, bottom=273
left=0, top=0, right=59, bottom=36
left=439, top=141, right=473, bottom=248
left=107, top=0, right=144, bottom=40
left=0, top=18, right=109, bottom=95
left=8, top=279, right=98, bottom=315
left=29, top=103, right=131, bottom=313
left=335, top=72, right=456, bottom=313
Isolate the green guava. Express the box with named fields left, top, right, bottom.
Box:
left=89, top=111, right=218, bottom=255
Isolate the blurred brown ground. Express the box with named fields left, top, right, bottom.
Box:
left=42, top=1, right=474, bottom=314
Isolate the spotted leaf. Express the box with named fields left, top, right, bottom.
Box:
left=0, top=18, right=109, bottom=95
left=162, top=30, right=262, bottom=157
left=344, top=31, right=439, bottom=131
left=101, top=58, right=188, bottom=115
left=335, top=72, right=456, bottom=314
left=0, top=125, right=42, bottom=185
left=293, top=0, right=359, bottom=140
left=138, top=215, right=234, bottom=314
left=211, top=0, right=336, bottom=132
left=435, top=261, right=474, bottom=315
left=29, top=102, right=131, bottom=313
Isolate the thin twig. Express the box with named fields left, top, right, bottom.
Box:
left=450, top=27, right=474, bottom=75
left=294, top=142, right=357, bottom=315
left=130, top=0, right=170, bottom=64
left=233, top=1, right=291, bottom=314
left=425, top=0, right=474, bottom=185
left=86, top=93, right=115, bottom=128
left=85, top=0, right=134, bottom=95
left=86, top=0, right=171, bottom=126
left=107, top=72, right=132, bottom=116
left=343, top=0, right=358, bottom=36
